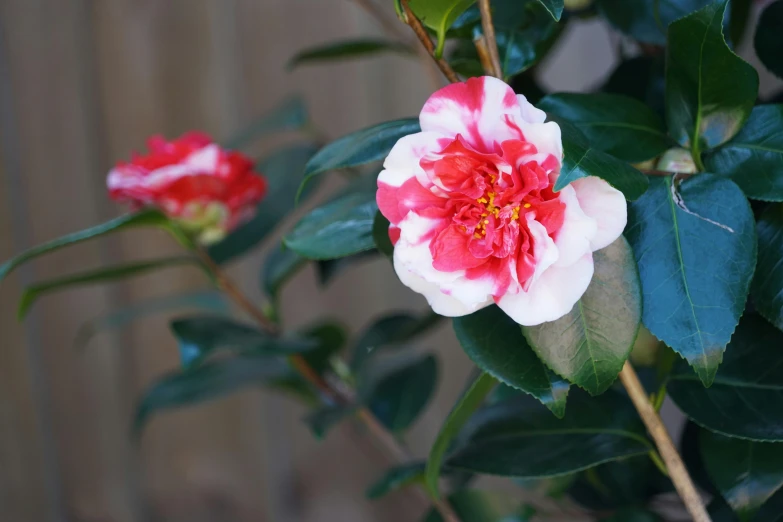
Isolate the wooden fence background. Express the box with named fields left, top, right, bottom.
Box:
left=0, top=1, right=777, bottom=521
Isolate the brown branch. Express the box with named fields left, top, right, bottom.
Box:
left=619, top=362, right=712, bottom=522
left=399, top=0, right=460, bottom=84
left=477, top=0, right=502, bottom=78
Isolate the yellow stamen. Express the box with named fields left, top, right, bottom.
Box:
left=523, top=203, right=531, bottom=209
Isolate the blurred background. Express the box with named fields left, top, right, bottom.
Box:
left=0, top=1, right=779, bottom=521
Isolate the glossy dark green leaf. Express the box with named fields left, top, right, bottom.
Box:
left=304, top=405, right=355, bottom=439
left=408, top=0, right=476, bottom=57
left=288, top=39, right=412, bottom=69
left=134, top=356, right=291, bottom=435
left=0, top=209, right=169, bottom=285
left=536, top=0, right=563, bottom=20
left=373, top=211, right=394, bottom=259
left=261, top=243, right=307, bottom=300
left=554, top=119, right=649, bottom=200
left=567, top=457, right=668, bottom=511
left=539, top=93, right=671, bottom=163
left=422, top=490, right=529, bottom=522
left=704, top=105, right=783, bottom=201
left=446, top=389, right=651, bottom=478
left=597, top=0, right=715, bottom=45
left=426, top=371, right=497, bottom=497
left=523, top=237, right=641, bottom=396
left=285, top=181, right=379, bottom=260
left=453, top=307, right=569, bottom=417
left=700, top=429, right=783, bottom=521
left=598, top=508, right=662, bottom=522
left=172, top=315, right=316, bottom=367
left=667, top=314, right=783, bottom=441
left=665, top=1, right=758, bottom=153
left=223, top=97, right=308, bottom=150
left=602, top=56, right=666, bottom=120
left=300, top=118, right=420, bottom=194
left=752, top=204, right=783, bottom=331
left=680, top=420, right=720, bottom=497
left=208, top=144, right=319, bottom=263
left=625, top=175, right=757, bottom=385
left=297, top=321, right=348, bottom=375
left=18, top=257, right=206, bottom=319
left=366, top=462, right=426, bottom=499
left=755, top=0, right=783, bottom=80
left=351, top=311, right=441, bottom=370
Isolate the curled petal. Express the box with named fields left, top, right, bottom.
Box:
left=551, top=184, right=598, bottom=268
left=570, top=177, right=627, bottom=251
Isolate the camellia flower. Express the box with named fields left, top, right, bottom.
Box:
left=377, top=77, right=627, bottom=325
left=107, top=132, right=267, bottom=245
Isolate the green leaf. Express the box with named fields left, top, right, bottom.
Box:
left=536, top=0, right=563, bottom=20
left=625, top=175, right=757, bottom=386
left=284, top=180, right=379, bottom=260
left=0, top=209, right=168, bottom=285
left=598, top=508, right=663, bottom=522
left=700, top=429, right=783, bottom=521
left=704, top=105, right=783, bottom=201
left=667, top=314, right=783, bottom=441
left=261, top=243, right=308, bottom=300
left=567, top=457, right=668, bottom=511
left=300, top=118, right=419, bottom=195
left=426, top=372, right=497, bottom=497
left=752, top=204, right=783, bottom=331
left=366, top=462, right=426, bottom=499
left=372, top=211, right=394, bottom=259
left=553, top=118, right=649, bottom=200
left=522, top=237, right=641, bottom=395
left=208, top=144, right=319, bottom=264
left=453, top=307, right=569, bottom=417
left=18, top=257, right=206, bottom=319
left=315, top=250, right=377, bottom=287
left=421, top=490, right=529, bottom=522
left=351, top=311, right=442, bottom=370
left=172, top=315, right=316, bottom=367
left=596, top=0, right=715, bottom=46
left=304, top=405, right=356, bottom=439
left=665, top=1, right=758, bottom=155
left=602, top=56, right=666, bottom=119
left=755, top=0, right=783, bottom=80
left=365, top=354, right=438, bottom=433
left=223, top=97, right=308, bottom=150
left=538, top=93, right=672, bottom=163
left=407, top=0, right=477, bottom=58
left=288, top=39, right=412, bottom=69
left=297, top=321, right=348, bottom=375
left=134, top=356, right=290, bottom=435
left=445, top=389, right=651, bottom=478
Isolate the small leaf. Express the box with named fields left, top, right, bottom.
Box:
left=366, top=462, right=426, bottom=499
left=297, top=321, right=348, bottom=375
left=445, top=389, right=651, bottom=478
left=596, top=0, right=716, bottom=46
left=172, top=315, right=316, bottom=367
left=700, top=428, right=783, bottom=521
left=365, top=354, right=438, bottom=433
left=0, top=209, right=168, bottom=285
left=667, top=314, right=783, bottom=441
left=208, top=144, right=319, bottom=264
left=453, top=307, right=569, bottom=417
left=134, top=356, right=290, bottom=435
left=553, top=119, right=649, bottom=200
left=539, top=93, right=672, bottom=163
left=407, top=0, right=477, bottom=58
left=704, top=104, right=783, bottom=201
left=536, top=0, right=563, bottom=20
left=261, top=243, right=308, bottom=300
left=288, top=39, right=412, bottom=69
left=752, top=203, right=783, bottom=331
left=372, top=211, right=394, bottom=259
left=223, top=97, right=308, bottom=150
left=352, top=311, right=442, bottom=370
left=18, top=257, right=206, bottom=319
left=665, top=1, right=758, bottom=153
left=421, top=490, right=529, bottom=522
left=300, top=118, right=420, bottom=195
left=625, top=175, right=757, bottom=386
left=426, top=372, right=498, bottom=497
left=755, top=0, right=783, bottom=80
left=285, top=180, right=379, bottom=260
left=523, top=237, right=641, bottom=396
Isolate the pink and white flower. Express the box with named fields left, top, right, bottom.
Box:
left=376, top=77, right=627, bottom=325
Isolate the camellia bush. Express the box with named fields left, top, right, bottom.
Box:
left=2, top=0, right=783, bottom=520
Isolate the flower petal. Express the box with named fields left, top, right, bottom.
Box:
left=551, top=184, right=598, bottom=267
left=570, top=177, right=628, bottom=251
left=379, top=131, right=446, bottom=188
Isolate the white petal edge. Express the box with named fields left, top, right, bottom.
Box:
left=379, top=131, right=445, bottom=188
left=551, top=184, right=598, bottom=268
left=570, top=177, right=628, bottom=251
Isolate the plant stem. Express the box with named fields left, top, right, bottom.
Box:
left=477, top=0, right=503, bottom=78
left=619, top=361, right=712, bottom=522
left=399, top=0, right=460, bottom=83
left=194, top=245, right=460, bottom=522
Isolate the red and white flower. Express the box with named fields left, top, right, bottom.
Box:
left=107, top=132, right=266, bottom=244
left=377, top=77, right=626, bottom=325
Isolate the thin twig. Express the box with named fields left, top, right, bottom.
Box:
left=618, top=362, right=712, bottom=522
left=639, top=168, right=695, bottom=178
left=399, top=0, right=460, bottom=83
left=477, top=0, right=502, bottom=78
